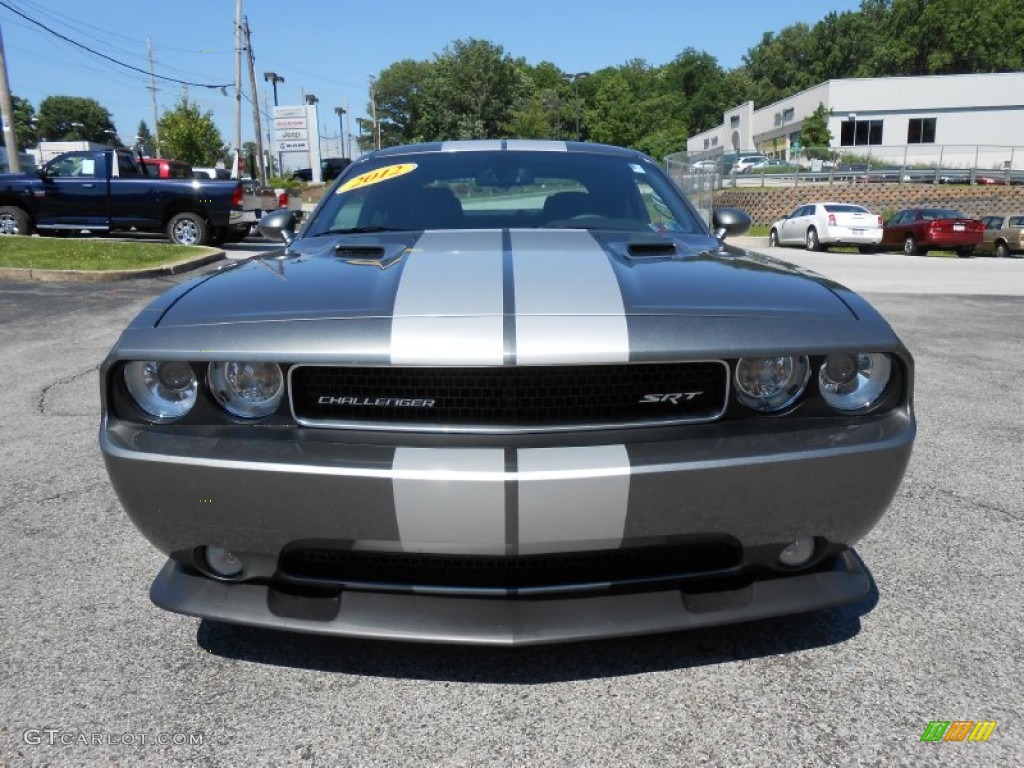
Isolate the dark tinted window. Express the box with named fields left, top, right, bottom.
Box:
left=908, top=117, right=936, bottom=144
left=308, top=150, right=705, bottom=236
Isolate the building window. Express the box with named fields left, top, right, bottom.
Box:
left=840, top=119, right=883, bottom=146
left=782, top=107, right=794, bottom=121
left=730, top=115, right=740, bottom=127
left=704, top=138, right=710, bottom=149
left=908, top=118, right=936, bottom=144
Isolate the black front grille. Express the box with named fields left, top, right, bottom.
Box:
left=289, top=362, right=728, bottom=431
left=279, top=538, right=742, bottom=591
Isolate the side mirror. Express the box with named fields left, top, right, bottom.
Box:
left=36, top=167, right=48, bottom=179
left=712, top=207, right=751, bottom=240
left=259, top=209, right=297, bottom=245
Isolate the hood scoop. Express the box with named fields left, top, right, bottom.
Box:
left=605, top=240, right=681, bottom=261
left=334, top=242, right=407, bottom=269
left=626, top=242, right=679, bottom=258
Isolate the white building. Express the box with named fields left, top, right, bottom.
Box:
left=687, top=72, right=1024, bottom=170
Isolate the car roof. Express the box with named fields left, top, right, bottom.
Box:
left=369, top=140, right=648, bottom=161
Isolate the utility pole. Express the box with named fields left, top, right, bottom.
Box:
left=233, top=0, right=243, bottom=170
left=262, top=89, right=274, bottom=177
left=369, top=75, right=379, bottom=150
left=0, top=23, right=21, bottom=172
left=243, top=17, right=265, bottom=183
left=147, top=38, right=160, bottom=157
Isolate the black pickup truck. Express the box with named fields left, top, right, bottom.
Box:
left=0, top=149, right=250, bottom=245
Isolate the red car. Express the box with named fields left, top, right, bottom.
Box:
left=139, top=157, right=193, bottom=179
left=881, top=208, right=984, bottom=257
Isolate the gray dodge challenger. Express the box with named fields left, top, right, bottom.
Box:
left=99, top=140, right=915, bottom=645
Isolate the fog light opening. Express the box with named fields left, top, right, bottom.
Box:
left=778, top=537, right=816, bottom=568
left=205, top=545, right=243, bottom=578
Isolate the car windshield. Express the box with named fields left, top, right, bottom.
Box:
left=306, top=149, right=706, bottom=236
left=824, top=204, right=869, bottom=214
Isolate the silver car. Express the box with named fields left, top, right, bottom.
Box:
left=99, top=141, right=915, bottom=646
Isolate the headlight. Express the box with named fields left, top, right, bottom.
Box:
left=734, top=355, right=809, bottom=412
left=123, top=360, right=198, bottom=420
left=818, top=353, right=892, bottom=412
left=207, top=361, right=284, bottom=418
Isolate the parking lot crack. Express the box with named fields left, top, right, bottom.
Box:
left=934, top=485, right=1022, bottom=522
left=38, top=365, right=99, bottom=415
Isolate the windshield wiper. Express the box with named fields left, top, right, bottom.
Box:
left=320, top=226, right=414, bottom=235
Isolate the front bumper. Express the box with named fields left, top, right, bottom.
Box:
left=102, top=408, right=912, bottom=641
left=151, top=550, right=871, bottom=646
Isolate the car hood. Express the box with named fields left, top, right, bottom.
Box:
left=160, top=229, right=852, bottom=323
left=120, top=229, right=899, bottom=364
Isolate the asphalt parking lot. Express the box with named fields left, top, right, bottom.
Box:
left=1, top=250, right=1022, bottom=767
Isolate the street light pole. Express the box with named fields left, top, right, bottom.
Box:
left=264, top=72, right=285, bottom=178
left=561, top=72, right=590, bottom=142
left=263, top=71, right=284, bottom=106
left=334, top=106, right=346, bottom=159
left=305, top=93, right=321, bottom=183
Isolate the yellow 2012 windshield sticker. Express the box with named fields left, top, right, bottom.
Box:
left=337, top=163, right=418, bottom=193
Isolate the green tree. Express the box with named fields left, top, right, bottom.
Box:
left=799, top=102, right=833, bottom=159
left=134, top=120, right=155, bottom=155
left=158, top=94, right=227, bottom=165
left=663, top=49, right=730, bottom=134
left=36, top=95, right=117, bottom=142
left=636, top=126, right=690, bottom=162
left=0, top=95, right=38, bottom=149
left=509, top=61, right=570, bottom=139
left=419, top=39, right=525, bottom=140
left=373, top=59, right=434, bottom=147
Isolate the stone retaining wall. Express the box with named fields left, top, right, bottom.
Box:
left=714, top=184, right=1024, bottom=227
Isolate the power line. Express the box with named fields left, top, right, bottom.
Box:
left=0, top=0, right=231, bottom=89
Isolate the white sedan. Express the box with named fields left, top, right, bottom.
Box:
left=770, top=202, right=883, bottom=252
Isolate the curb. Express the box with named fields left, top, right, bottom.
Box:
left=0, top=248, right=225, bottom=282
left=729, top=236, right=771, bottom=248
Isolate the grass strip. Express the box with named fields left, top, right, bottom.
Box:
left=0, top=237, right=201, bottom=271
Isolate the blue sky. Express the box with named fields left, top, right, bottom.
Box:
left=0, top=0, right=863, bottom=151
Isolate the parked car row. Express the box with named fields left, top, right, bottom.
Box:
left=769, top=202, right=1021, bottom=257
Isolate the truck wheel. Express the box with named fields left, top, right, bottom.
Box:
left=0, top=206, right=32, bottom=236
left=167, top=212, right=208, bottom=246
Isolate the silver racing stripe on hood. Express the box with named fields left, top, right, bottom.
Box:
left=510, top=229, right=630, bottom=364
left=390, top=230, right=505, bottom=364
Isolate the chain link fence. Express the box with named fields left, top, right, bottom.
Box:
left=667, top=145, right=1024, bottom=224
